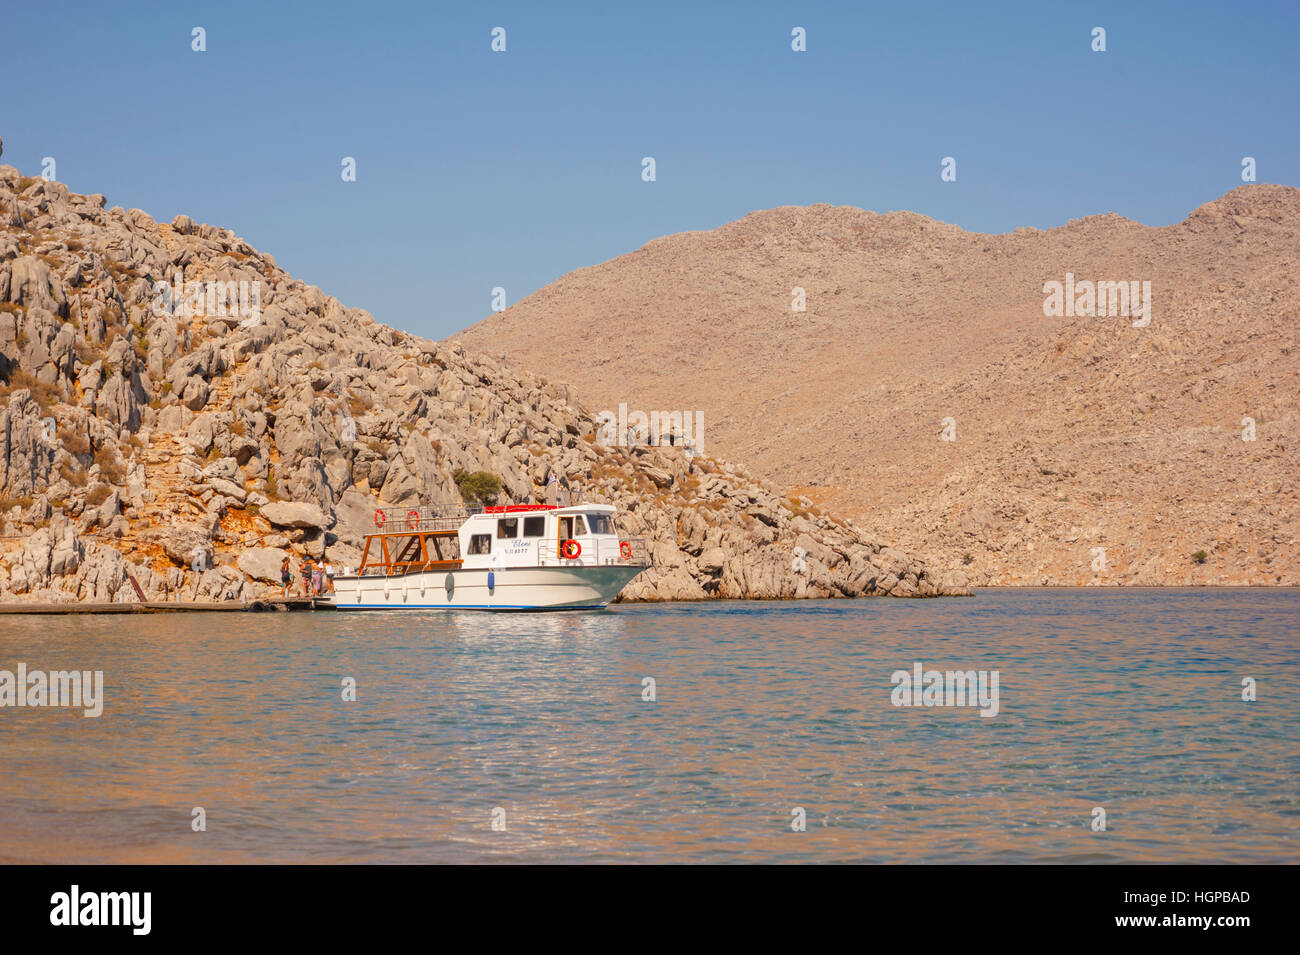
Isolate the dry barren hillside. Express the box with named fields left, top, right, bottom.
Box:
left=457, top=187, right=1300, bottom=585
left=0, top=162, right=967, bottom=604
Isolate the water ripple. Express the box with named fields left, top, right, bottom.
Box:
left=0, top=588, right=1296, bottom=862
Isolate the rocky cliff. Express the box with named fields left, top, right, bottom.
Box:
left=0, top=164, right=967, bottom=604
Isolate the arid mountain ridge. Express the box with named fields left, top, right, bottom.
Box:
left=458, top=186, right=1300, bottom=585
left=0, top=162, right=968, bottom=604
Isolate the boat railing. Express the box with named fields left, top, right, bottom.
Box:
left=536, top=537, right=652, bottom=568
left=372, top=503, right=483, bottom=532
left=370, top=502, right=586, bottom=533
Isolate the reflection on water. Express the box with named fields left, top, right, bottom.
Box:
left=0, top=589, right=1296, bottom=863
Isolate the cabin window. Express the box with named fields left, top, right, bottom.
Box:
left=497, top=518, right=518, bottom=539
left=523, top=516, right=546, bottom=537
left=559, top=517, right=573, bottom=539
left=573, top=516, right=588, bottom=536
left=586, top=513, right=613, bottom=535
left=468, top=534, right=492, bottom=555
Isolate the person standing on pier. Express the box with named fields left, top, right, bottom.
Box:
left=280, top=556, right=292, bottom=598
left=301, top=557, right=314, bottom=598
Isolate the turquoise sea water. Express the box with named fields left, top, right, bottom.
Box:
left=0, top=589, right=1296, bottom=863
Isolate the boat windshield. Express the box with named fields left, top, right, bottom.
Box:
left=586, top=513, right=614, bottom=535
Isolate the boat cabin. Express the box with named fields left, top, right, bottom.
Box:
left=357, top=503, right=642, bottom=576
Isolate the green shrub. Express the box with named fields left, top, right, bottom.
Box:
left=453, top=469, right=501, bottom=505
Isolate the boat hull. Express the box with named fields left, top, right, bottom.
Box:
left=321, top=564, right=645, bottom=611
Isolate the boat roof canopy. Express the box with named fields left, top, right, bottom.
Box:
left=467, top=502, right=615, bottom=520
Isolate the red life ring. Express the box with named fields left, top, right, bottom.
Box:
left=561, top=539, right=581, bottom=559
left=374, top=509, right=387, bottom=527
left=619, top=541, right=633, bottom=560
left=406, top=509, right=420, bottom=529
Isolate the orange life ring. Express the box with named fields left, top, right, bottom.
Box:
left=406, top=509, right=420, bottom=529
left=561, top=539, right=581, bottom=559
left=374, top=509, right=387, bottom=527
left=619, top=541, right=633, bottom=560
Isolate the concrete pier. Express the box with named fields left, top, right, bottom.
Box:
left=0, top=598, right=329, bottom=614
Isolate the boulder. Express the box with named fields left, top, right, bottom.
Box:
left=187, top=414, right=215, bottom=452
left=160, top=525, right=212, bottom=569
left=697, top=547, right=727, bottom=574
left=642, top=465, right=673, bottom=489
left=207, top=477, right=247, bottom=502
left=332, top=488, right=378, bottom=547
left=158, top=403, right=190, bottom=433
left=260, top=500, right=329, bottom=529
left=180, top=376, right=210, bottom=411
left=237, top=547, right=291, bottom=584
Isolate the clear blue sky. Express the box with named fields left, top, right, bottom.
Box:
left=3, top=0, right=1297, bottom=339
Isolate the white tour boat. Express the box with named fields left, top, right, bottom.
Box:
left=319, top=501, right=651, bottom=611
